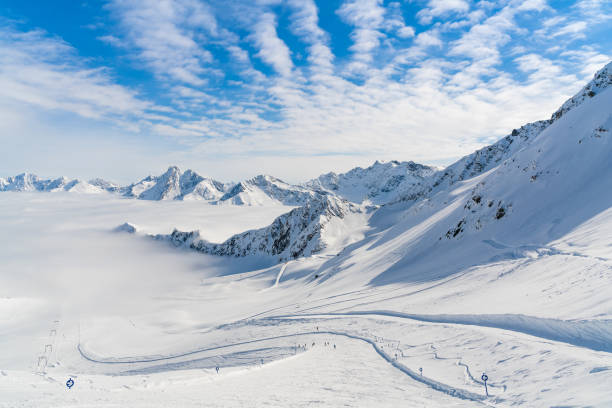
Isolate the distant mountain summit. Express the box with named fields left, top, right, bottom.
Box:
left=304, top=160, right=435, bottom=204
left=0, top=173, right=105, bottom=194
left=2, top=161, right=439, bottom=207
left=219, top=174, right=321, bottom=206
left=121, top=166, right=226, bottom=201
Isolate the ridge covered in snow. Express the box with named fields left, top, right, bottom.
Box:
left=121, top=166, right=227, bottom=201
left=0, top=173, right=106, bottom=194
left=153, top=195, right=365, bottom=262
left=219, top=174, right=321, bottom=206
left=304, top=160, right=436, bottom=205
left=388, top=61, right=612, bottom=204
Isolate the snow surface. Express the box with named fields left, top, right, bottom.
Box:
left=1, top=63, right=611, bottom=407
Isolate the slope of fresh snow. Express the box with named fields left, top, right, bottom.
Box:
left=321, top=62, right=611, bottom=288
left=304, top=160, right=436, bottom=204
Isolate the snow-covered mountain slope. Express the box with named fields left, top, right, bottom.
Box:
left=121, top=166, right=226, bottom=201
left=0, top=173, right=106, bottom=194
left=218, top=175, right=319, bottom=206
left=304, top=160, right=436, bottom=205
left=154, top=195, right=367, bottom=262
left=151, top=62, right=612, bottom=269
left=407, top=61, right=612, bottom=202
left=306, top=61, right=612, bottom=293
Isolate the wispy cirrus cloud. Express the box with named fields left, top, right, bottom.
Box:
left=287, top=0, right=334, bottom=72
left=0, top=24, right=152, bottom=121
left=249, top=12, right=294, bottom=77
left=106, top=0, right=219, bottom=85
left=337, top=0, right=386, bottom=69
left=417, top=0, right=470, bottom=24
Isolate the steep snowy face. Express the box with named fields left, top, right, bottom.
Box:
left=335, top=65, right=612, bottom=286
left=1, top=173, right=40, bottom=191
left=219, top=175, right=318, bottom=206
left=183, top=178, right=227, bottom=201
left=155, top=195, right=362, bottom=262
left=399, top=61, right=612, bottom=203
left=426, top=120, right=551, bottom=195
left=441, top=84, right=612, bottom=245
left=137, top=166, right=183, bottom=200
left=305, top=160, right=436, bottom=205
left=122, top=167, right=226, bottom=201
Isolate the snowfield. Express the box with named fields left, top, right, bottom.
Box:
left=1, top=63, right=612, bottom=407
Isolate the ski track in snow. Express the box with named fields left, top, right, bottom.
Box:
left=77, top=329, right=493, bottom=404
left=78, top=306, right=612, bottom=405
left=273, top=262, right=289, bottom=287
left=272, top=311, right=612, bottom=353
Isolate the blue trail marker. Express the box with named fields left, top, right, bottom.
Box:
left=66, top=378, right=74, bottom=389
left=481, top=373, right=489, bottom=396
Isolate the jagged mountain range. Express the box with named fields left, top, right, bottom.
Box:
left=6, top=62, right=612, bottom=265
left=151, top=61, right=612, bottom=264
left=0, top=173, right=105, bottom=194
left=1, top=161, right=436, bottom=206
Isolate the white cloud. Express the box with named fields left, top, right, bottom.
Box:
left=449, top=4, right=522, bottom=68
left=0, top=25, right=151, bottom=121
left=107, top=0, right=219, bottom=85
left=575, top=0, right=612, bottom=21
left=417, top=0, right=470, bottom=24
left=250, top=12, right=294, bottom=77
left=516, top=0, right=548, bottom=11
left=97, top=34, right=123, bottom=47
left=287, top=0, right=334, bottom=71
left=551, top=21, right=588, bottom=39
left=415, top=30, right=443, bottom=48
left=397, top=26, right=416, bottom=38
left=337, top=0, right=386, bottom=63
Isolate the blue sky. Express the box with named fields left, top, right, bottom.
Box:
left=0, top=0, right=610, bottom=183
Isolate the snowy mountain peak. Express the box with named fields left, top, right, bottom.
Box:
left=121, top=166, right=226, bottom=201
left=219, top=174, right=320, bottom=206
left=305, top=160, right=436, bottom=205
